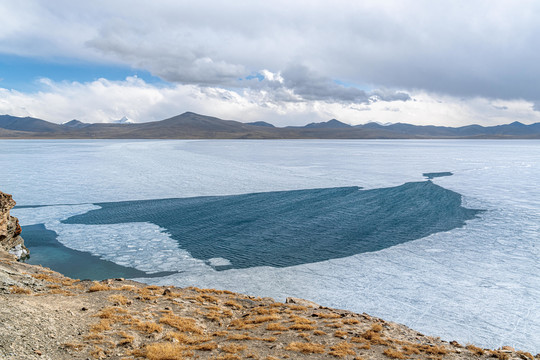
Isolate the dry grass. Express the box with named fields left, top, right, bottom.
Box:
left=117, top=331, right=134, bottom=346
left=252, top=307, right=280, bottom=315
left=9, top=285, right=31, bottom=294
left=144, top=342, right=188, bottom=360
left=289, top=323, right=316, bottom=331
left=517, top=351, right=535, bottom=360
left=159, top=314, right=204, bottom=334
left=314, top=312, right=342, bottom=319
left=466, top=344, right=485, bottom=355
left=134, top=320, right=163, bottom=334
left=187, top=287, right=234, bottom=295
left=90, top=346, right=106, bottom=359
left=357, top=343, right=371, bottom=350
left=402, top=344, right=421, bottom=355
left=212, top=331, right=229, bottom=337
left=326, top=322, right=344, bottom=328
left=313, top=330, right=326, bottom=336
left=424, top=345, right=449, bottom=355
left=108, top=294, right=131, bottom=305
left=192, top=342, right=218, bottom=351
left=490, top=350, right=511, bottom=360
left=383, top=348, right=407, bottom=359
left=90, top=319, right=111, bottom=333
left=221, top=343, right=247, bottom=353
left=342, top=318, right=360, bottom=325
left=286, top=342, right=325, bottom=354
left=215, top=355, right=241, bottom=360
left=94, top=306, right=128, bottom=321
left=88, top=281, right=112, bottom=292
left=165, top=332, right=212, bottom=345
left=289, top=315, right=315, bottom=324
left=47, top=288, right=75, bottom=296
left=329, top=342, right=356, bottom=357
left=266, top=322, right=288, bottom=331
left=334, top=330, right=348, bottom=338
left=31, top=273, right=63, bottom=283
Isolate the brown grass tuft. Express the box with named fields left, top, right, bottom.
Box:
left=289, top=323, right=316, bottom=331
left=517, top=351, right=534, bottom=360
left=266, top=322, right=289, bottom=331
left=62, top=342, right=86, bottom=351
left=489, top=350, right=510, bottom=360
left=357, top=343, right=371, bottom=350
left=215, top=355, right=241, bottom=360
left=117, top=331, right=134, bottom=346
left=286, top=342, right=325, bottom=354
left=165, top=332, right=211, bottom=345
left=134, top=320, right=163, bottom=334
left=466, top=344, right=485, bottom=355
left=221, top=343, right=247, bottom=353
left=31, top=273, right=62, bottom=283
left=9, top=285, right=31, bottom=294
left=108, top=294, right=131, bottom=305
left=144, top=342, right=188, bottom=360
left=192, top=342, right=218, bottom=351
left=402, top=344, right=421, bottom=355
left=88, top=281, right=111, bottom=292
left=90, top=346, right=106, bottom=359
left=90, top=319, right=111, bottom=333
left=342, top=318, right=360, bottom=325
left=159, top=314, right=204, bottom=334
left=383, top=348, right=407, bottom=359
left=329, top=342, right=356, bottom=357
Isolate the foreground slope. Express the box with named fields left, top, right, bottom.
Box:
left=2, top=250, right=536, bottom=360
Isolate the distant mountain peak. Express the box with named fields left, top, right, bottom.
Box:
left=304, top=119, right=351, bottom=128
left=246, top=121, right=275, bottom=128
left=112, top=116, right=135, bottom=124
left=62, top=119, right=90, bottom=129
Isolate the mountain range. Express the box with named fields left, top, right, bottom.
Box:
left=1, top=112, right=540, bottom=139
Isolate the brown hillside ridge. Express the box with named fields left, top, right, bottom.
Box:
left=1, top=193, right=538, bottom=360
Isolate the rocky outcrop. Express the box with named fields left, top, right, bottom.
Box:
left=0, top=191, right=28, bottom=260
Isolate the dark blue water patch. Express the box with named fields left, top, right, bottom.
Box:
left=21, top=224, right=175, bottom=280
left=63, top=181, right=481, bottom=270
left=423, top=172, right=453, bottom=179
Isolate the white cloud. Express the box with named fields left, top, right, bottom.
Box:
left=1, top=1, right=540, bottom=102
left=1, top=78, right=539, bottom=127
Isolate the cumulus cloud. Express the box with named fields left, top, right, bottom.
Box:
left=2, top=0, right=540, bottom=103
left=1, top=78, right=539, bottom=127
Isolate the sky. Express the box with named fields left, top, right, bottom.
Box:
left=1, top=1, right=540, bottom=126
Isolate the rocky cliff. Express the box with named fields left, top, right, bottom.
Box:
left=0, top=191, right=28, bottom=259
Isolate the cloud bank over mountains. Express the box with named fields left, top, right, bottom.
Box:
left=1, top=1, right=540, bottom=125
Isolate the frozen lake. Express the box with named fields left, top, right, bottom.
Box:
left=2, top=139, right=539, bottom=352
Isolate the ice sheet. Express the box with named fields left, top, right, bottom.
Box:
left=4, top=139, right=540, bottom=352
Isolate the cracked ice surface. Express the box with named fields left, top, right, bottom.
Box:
left=4, top=139, right=540, bottom=353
